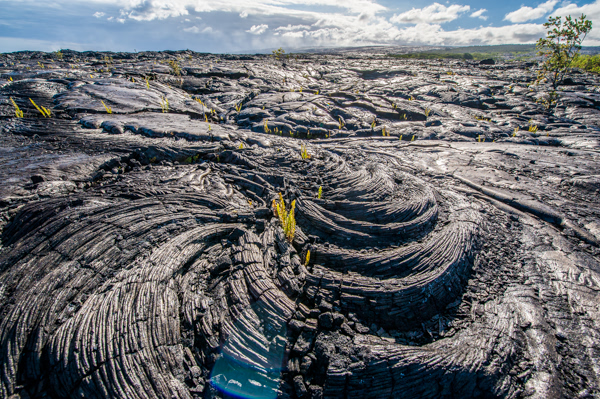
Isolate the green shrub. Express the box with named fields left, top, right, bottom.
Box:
left=536, top=14, right=592, bottom=90
left=571, top=54, right=600, bottom=74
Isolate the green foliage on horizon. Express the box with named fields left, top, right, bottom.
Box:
left=388, top=44, right=538, bottom=62
left=570, top=54, right=600, bottom=74
left=389, top=52, right=490, bottom=61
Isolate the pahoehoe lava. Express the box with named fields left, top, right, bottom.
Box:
left=1, top=49, right=600, bottom=399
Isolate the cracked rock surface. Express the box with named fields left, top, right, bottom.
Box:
left=1, top=49, right=600, bottom=399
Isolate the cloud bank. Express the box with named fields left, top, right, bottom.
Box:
left=504, top=0, right=558, bottom=23
left=2, top=0, right=600, bottom=53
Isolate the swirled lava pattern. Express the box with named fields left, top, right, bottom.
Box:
left=1, top=50, right=600, bottom=399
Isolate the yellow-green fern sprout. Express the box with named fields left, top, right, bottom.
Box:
left=101, top=100, right=112, bottom=114
left=29, top=98, right=51, bottom=117
left=160, top=97, right=169, bottom=113
left=272, top=193, right=296, bottom=242
left=10, top=98, right=24, bottom=118
left=300, top=144, right=310, bottom=160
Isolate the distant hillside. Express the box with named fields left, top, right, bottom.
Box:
left=424, top=44, right=536, bottom=54
left=389, top=44, right=600, bottom=62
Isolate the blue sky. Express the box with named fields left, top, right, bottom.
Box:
left=1, top=0, right=599, bottom=53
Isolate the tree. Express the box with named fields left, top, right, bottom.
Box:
left=535, top=14, right=592, bottom=95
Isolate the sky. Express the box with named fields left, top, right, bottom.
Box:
left=1, top=0, right=600, bottom=53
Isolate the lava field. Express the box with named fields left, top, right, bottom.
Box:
left=0, top=49, right=600, bottom=399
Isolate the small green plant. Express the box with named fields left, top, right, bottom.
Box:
left=272, top=193, right=296, bottom=242
left=145, top=76, right=150, bottom=89
left=424, top=108, right=431, bottom=117
left=55, top=50, right=63, bottom=60
left=371, top=120, right=376, bottom=130
left=160, top=96, right=169, bottom=113
left=513, top=127, right=519, bottom=137
left=300, top=144, right=310, bottom=160
left=29, top=98, right=51, bottom=117
left=239, top=143, right=244, bottom=149
left=304, top=250, right=310, bottom=267
left=272, top=47, right=286, bottom=60
left=408, top=95, right=414, bottom=101
left=529, top=124, right=538, bottom=133
left=338, top=117, right=344, bottom=129
left=9, top=97, right=23, bottom=118
left=399, top=134, right=403, bottom=141
left=264, top=119, right=271, bottom=133
left=101, top=100, right=112, bottom=114
left=235, top=103, right=242, bottom=112
left=318, top=186, right=322, bottom=199
left=38, top=61, right=44, bottom=69
left=169, top=60, right=181, bottom=76
left=411, top=135, right=415, bottom=141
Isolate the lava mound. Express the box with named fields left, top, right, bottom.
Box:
left=1, top=50, right=600, bottom=399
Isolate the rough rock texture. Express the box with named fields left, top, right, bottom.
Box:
left=0, top=49, right=600, bottom=399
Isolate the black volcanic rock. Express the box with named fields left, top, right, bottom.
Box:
left=479, top=58, right=495, bottom=65
left=0, top=49, right=599, bottom=399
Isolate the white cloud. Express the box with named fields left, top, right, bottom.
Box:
left=14, top=0, right=600, bottom=53
left=504, top=0, right=558, bottom=23
left=470, top=9, right=487, bottom=20
left=111, top=0, right=388, bottom=21
left=123, top=0, right=189, bottom=21
left=553, top=0, right=600, bottom=20
left=247, top=24, right=268, bottom=34
left=275, top=24, right=311, bottom=31
left=93, top=11, right=105, bottom=18
left=396, top=22, right=546, bottom=45
left=390, top=3, right=470, bottom=24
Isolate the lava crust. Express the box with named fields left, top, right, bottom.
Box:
left=1, top=49, right=600, bottom=399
